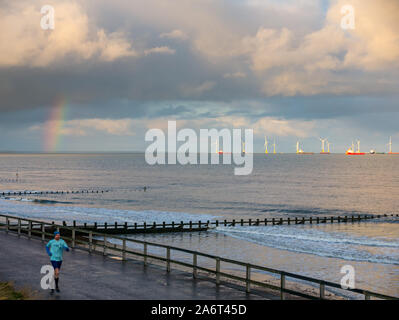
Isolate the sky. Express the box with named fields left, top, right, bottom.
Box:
left=0, top=0, right=398, bottom=153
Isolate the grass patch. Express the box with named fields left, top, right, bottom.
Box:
left=0, top=282, right=30, bottom=300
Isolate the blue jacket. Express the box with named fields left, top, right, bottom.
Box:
left=46, top=239, right=69, bottom=261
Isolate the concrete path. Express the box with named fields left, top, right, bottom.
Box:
left=0, top=231, right=270, bottom=300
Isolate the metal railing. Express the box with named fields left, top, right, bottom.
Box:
left=0, top=213, right=397, bottom=300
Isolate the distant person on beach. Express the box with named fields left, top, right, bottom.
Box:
left=46, top=231, right=70, bottom=293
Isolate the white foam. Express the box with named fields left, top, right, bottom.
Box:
left=215, top=225, right=399, bottom=265
left=0, top=198, right=217, bottom=225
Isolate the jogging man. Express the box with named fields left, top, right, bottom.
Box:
left=46, top=231, right=70, bottom=293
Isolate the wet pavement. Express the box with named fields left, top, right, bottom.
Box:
left=0, top=231, right=270, bottom=300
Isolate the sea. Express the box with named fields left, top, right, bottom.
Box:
left=0, top=153, right=398, bottom=298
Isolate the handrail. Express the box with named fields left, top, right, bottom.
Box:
left=0, top=213, right=397, bottom=300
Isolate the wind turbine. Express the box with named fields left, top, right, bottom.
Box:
left=388, top=136, right=393, bottom=153
left=319, top=137, right=328, bottom=153
left=296, top=141, right=301, bottom=153
left=326, top=140, right=331, bottom=153
left=264, top=136, right=269, bottom=154
left=212, top=140, right=219, bottom=154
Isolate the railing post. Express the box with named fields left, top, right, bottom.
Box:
left=166, top=247, right=171, bottom=272
left=320, top=283, right=325, bottom=299
left=103, top=235, right=107, bottom=255
left=280, top=273, right=286, bottom=300
left=41, top=224, right=45, bottom=241
left=28, top=221, right=32, bottom=239
left=89, top=232, right=93, bottom=253
left=216, top=258, right=220, bottom=285
left=193, top=254, right=198, bottom=278
left=5, top=217, right=9, bottom=233
left=144, top=243, right=147, bottom=266
left=122, top=239, right=126, bottom=261
left=246, top=265, right=251, bottom=293
left=72, top=229, right=76, bottom=248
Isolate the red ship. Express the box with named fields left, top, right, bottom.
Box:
left=346, top=140, right=365, bottom=155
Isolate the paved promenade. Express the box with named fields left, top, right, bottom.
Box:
left=0, top=231, right=270, bottom=300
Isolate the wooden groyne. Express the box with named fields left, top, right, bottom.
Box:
left=1, top=190, right=110, bottom=196
left=0, top=213, right=396, bottom=236
left=56, top=213, right=397, bottom=235
left=0, top=186, right=150, bottom=197
left=0, top=213, right=397, bottom=300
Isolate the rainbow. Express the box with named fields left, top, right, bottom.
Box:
left=43, top=97, right=68, bottom=152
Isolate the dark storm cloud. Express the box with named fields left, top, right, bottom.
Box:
left=0, top=0, right=398, bottom=153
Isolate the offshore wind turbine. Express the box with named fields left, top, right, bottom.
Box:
left=296, top=140, right=314, bottom=155
left=264, top=136, right=268, bottom=154
left=387, top=136, right=399, bottom=154
left=212, top=140, right=219, bottom=154
left=319, top=137, right=329, bottom=154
